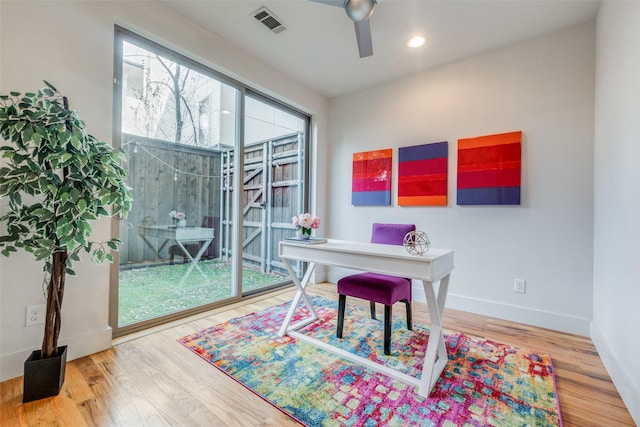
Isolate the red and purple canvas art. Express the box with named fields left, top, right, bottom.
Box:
left=352, top=149, right=392, bottom=206
left=457, top=131, right=522, bottom=205
left=398, top=142, right=448, bottom=206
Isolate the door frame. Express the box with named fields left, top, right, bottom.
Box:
left=109, top=26, right=310, bottom=337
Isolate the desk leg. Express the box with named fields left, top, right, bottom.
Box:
left=277, top=258, right=319, bottom=337
left=177, top=239, right=213, bottom=280
left=140, top=236, right=169, bottom=260
left=418, top=274, right=451, bottom=397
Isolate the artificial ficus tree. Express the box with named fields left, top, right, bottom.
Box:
left=0, top=81, right=132, bottom=359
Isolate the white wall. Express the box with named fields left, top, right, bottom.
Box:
left=592, top=2, right=640, bottom=423
left=326, top=22, right=595, bottom=336
left=0, top=2, right=636, bottom=419
left=0, top=0, right=328, bottom=381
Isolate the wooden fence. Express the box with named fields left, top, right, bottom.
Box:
left=119, top=134, right=222, bottom=265
left=220, top=132, right=304, bottom=275
left=119, top=132, right=304, bottom=276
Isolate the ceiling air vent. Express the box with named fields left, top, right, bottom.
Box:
left=251, top=6, right=288, bottom=34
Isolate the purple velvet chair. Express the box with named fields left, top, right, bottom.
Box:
left=336, top=223, right=416, bottom=355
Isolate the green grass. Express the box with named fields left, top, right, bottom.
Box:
left=118, top=259, right=287, bottom=326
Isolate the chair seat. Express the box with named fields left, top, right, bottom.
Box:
left=336, top=223, right=415, bottom=356
left=337, top=272, right=411, bottom=306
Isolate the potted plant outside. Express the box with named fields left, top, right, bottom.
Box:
left=0, top=82, right=132, bottom=402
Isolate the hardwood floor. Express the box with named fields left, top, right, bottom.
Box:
left=1, top=283, right=635, bottom=426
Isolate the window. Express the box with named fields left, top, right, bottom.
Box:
left=123, top=59, right=144, bottom=100
left=198, top=96, right=211, bottom=146
left=111, top=27, right=310, bottom=336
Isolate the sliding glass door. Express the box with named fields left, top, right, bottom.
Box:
left=239, top=94, right=309, bottom=294
left=111, top=28, right=309, bottom=335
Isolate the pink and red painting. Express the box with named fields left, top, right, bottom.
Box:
left=457, top=131, right=522, bottom=205
left=398, top=141, right=448, bottom=206
left=352, top=149, right=392, bottom=206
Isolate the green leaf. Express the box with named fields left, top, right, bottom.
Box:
left=69, top=188, right=80, bottom=201
left=59, top=152, right=72, bottom=165
left=74, top=233, right=88, bottom=249
left=31, top=110, right=45, bottom=120
left=36, top=238, right=55, bottom=248
left=47, top=184, right=58, bottom=196
left=9, top=192, right=22, bottom=207
left=43, top=81, right=58, bottom=93
left=70, top=135, right=82, bottom=150
left=32, top=208, right=52, bottom=219
left=93, top=250, right=104, bottom=263
left=81, top=211, right=97, bottom=221
left=0, top=81, right=132, bottom=271
left=14, top=121, right=26, bottom=133
left=76, top=220, right=89, bottom=234
left=1, top=247, right=17, bottom=256
left=56, top=221, right=71, bottom=237
left=21, top=126, right=34, bottom=143
left=59, top=235, right=75, bottom=250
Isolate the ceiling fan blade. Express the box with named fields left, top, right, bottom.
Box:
left=354, top=19, right=373, bottom=58
left=309, top=0, right=345, bottom=8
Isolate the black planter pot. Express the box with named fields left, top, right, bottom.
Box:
left=23, top=345, right=67, bottom=403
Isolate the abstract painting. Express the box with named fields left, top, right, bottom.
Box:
left=352, top=149, right=392, bottom=206
left=457, top=131, right=522, bottom=205
left=398, top=141, right=448, bottom=206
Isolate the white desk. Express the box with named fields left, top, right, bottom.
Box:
left=278, top=239, right=454, bottom=397
left=138, top=225, right=214, bottom=278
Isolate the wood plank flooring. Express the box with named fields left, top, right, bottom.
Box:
left=1, top=283, right=635, bottom=426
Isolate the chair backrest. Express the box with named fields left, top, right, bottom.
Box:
left=201, top=215, right=215, bottom=228
left=370, top=223, right=415, bottom=246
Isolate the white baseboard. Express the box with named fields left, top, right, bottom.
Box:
left=311, top=265, right=329, bottom=284
left=591, top=322, right=640, bottom=425
left=412, top=284, right=591, bottom=336
left=326, top=272, right=591, bottom=336
left=0, top=326, right=112, bottom=382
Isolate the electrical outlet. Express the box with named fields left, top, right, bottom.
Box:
left=514, top=279, right=526, bottom=294
left=26, top=304, right=46, bottom=326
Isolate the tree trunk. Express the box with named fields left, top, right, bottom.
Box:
left=42, top=250, right=67, bottom=359
left=173, top=67, right=183, bottom=143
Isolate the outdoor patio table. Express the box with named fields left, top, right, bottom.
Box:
left=138, top=225, right=214, bottom=278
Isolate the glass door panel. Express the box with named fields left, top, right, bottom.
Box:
left=239, top=95, right=308, bottom=293
left=115, top=35, right=239, bottom=330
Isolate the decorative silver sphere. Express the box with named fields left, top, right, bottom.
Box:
left=403, top=231, right=430, bottom=256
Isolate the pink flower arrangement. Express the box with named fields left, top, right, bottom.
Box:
left=292, top=213, right=320, bottom=236
left=169, top=210, right=186, bottom=221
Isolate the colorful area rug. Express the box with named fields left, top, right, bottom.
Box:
left=178, top=296, right=562, bottom=427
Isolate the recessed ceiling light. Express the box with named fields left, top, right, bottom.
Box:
left=407, top=36, right=426, bottom=48
left=221, top=109, right=232, bottom=115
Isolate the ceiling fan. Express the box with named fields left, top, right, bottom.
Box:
left=311, top=0, right=383, bottom=58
